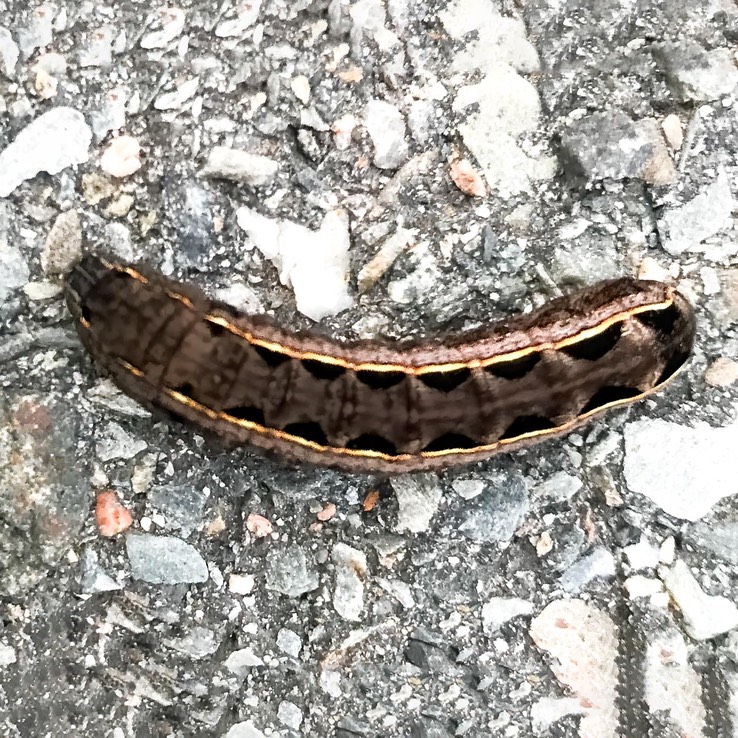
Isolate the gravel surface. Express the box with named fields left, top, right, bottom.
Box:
left=0, top=1, right=737, bottom=737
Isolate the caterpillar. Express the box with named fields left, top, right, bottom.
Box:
left=64, top=254, right=696, bottom=474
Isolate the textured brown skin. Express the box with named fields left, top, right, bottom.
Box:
left=65, top=254, right=696, bottom=474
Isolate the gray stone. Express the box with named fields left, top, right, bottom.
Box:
left=332, top=543, right=367, bottom=621
left=559, top=110, right=655, bottom=182
left=80, top=549, right=121, bottom=594
left=458, top=472, right=529, bottom=543
left=163, top=626, right=220, bottom=659
left=223, top=647, right=264, bottom=675
left=658, top=170, right=735, bottom=255
left=277, top=700, right=303, bottom=730
left=560, top=548, right=616, bottom=593
left=148, top=483, right=207, bottom=536
left=624, top=418, right=738, bottom=521
left=686, top=521, right=738, bottom=565
left=391, top=473, right=443, bottom=533
left=223, top=721, right=267, bottom=738
left=0, top=108, right=92, bottom=197
left=96, top=422, right=147, bottom=462
left=534, top=472, right=583, bottom=502
left=126, top=534, right=209, bottom=584
left=276, top=628, right=302, bottom=657
left=265, top=544, right=319, bottom=597
left=201, top=146, right=279, bottom=187
left=654, top=41, right=738, bottom=103
left=0, top=27, right=19, bottom=78
left=41, top=210, right=82, bottom=275
left=0, top=243, right=30, bottom=305
left=364, top=99, right=408, bottom=169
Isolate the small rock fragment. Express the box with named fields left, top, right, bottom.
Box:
left=140, top=8, right=186, bottom=49
left=215, top=1, right=263, bottom=37
left=363, top=99, right=409, bottom=169
left=229, top=573, right=255, bottom=595
left=277, top=628, right=302, bottom=657
left=80, top=549, right=121, bottom=593
left=0, top=28, right=19, bottom=78
left=660, top=559, right=738, bottom=640
left=654, top=40, right=738, bottom=103
left=100, top=136, right=141, bottom=178
left=332, top=543, right=367, bottom=621
left=224, top=648, right=264, bottom=675
left=246, top=513, right=273, bottom=538
left=686, top=521, right=738, bottom=565
left=96, top=490, right=133, bottom=537
left=265, top=544, right=319, bottom=598
left=278, top=701, right=303, bottom=731
left=126, top=534, right=209, bottom=584
left=530, top=600, right=618, bottom=736
left=201, top=146, right=279, bottom=187
left=391, top=474, right=443, bottom=533
left=449, top=158, right=487, bottom=197
left=96, top=422, right=147, bottom=462
left=644, top=629, right=707, bottom=735
left=481, top=597, right=534, bottom=633
left=357, top=226, right=413, bottom=292
left=661, top=113, right=683, bottom=150
left=236, top=207, right=352, bottom=320
left=451, top=478, right=485, bottom=500
left=0, top=107, right=92, bottom=197
left=0, top=244, right=30, bottom=305
left=291, top=75, right=311, bottom=104
left=534, top=472, right=582, bottom=502
left=224, top=722, right=267, bottom=738
left=154, top=77, right=199, bottom=110
left=560, top=548, right=616, bottom=593
left=658, top=170, right=735, bottom=255
left=624, top=418, right=738, bottom=521
left=705, top=357, right=738, bottom=387
left=41, top=210, right=82, bottom=275
left=317, top=503, right=336, bottom=522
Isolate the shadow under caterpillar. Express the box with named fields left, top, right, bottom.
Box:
left=65, top=254, right=696, bottom=474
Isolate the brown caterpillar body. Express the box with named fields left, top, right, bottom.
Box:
left=64, top=254, right=696, bottom=474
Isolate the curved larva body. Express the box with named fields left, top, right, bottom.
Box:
left=65, top=254, right=696, bottom=474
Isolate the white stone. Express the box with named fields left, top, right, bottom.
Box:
left=451, top=478, right=485, bottom=500
left=363, top=99, right=408, bottom=169
left=645, top=629, right=706, bottom=735
left=624, top=575, right=663, bottom=599
left=224, top=648, right=264, bottom=674
left=530, top=600, right=618, bottom=737
left=623, top=536, right=661, bottom=571
left=660, top=560, right=738, bottom=640
left=223, top=721, right=267, bottom=738
left=140, top=8, right=186, bottom=49
left=215, top=1, right=263, bottom=37
left=481, top=597, right=534, bottom=633
left=96, top=422, right=148, bottom=461
left=0, top=108, right=92, bottom=197
left=0, top=28, right=19, bottom=78
left=659, top=170, right=735, bottom=255
left=236, top=207, right=352, bottom=320
left=154, top=77, right=199, bottom=110
left=534, top=472, right=582, bottom=501
left=624, top=418, right=738, bottom=521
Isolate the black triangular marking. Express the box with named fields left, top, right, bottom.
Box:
left=206, top=320, right=226, bottom=338
left=254, top=344, right=290, bottom=367
left=418, top=368, right=471, bottom=393
left=225, top=405, right=265, bottom=425
left=346, top=434, right=397, bottom=455
left=423, top=433, right=477, bottom=452
left=173, top=382, right=195, bottom=398
left=579, top=386, right=641, bottom=414
left=302, top=359, right=346, bottom=381
left=561, top=322, right=622, bottom=362
left=486, top=352, right=541, bottom=380
left=283, top=421, right=329, bottom=446
left=499, top=415, right=556, bottom=440
left=635, top=304, right=679, bottom=336
left=654, top=351, right=690, bottom=386
left=356, top=370, right=406, bottom=389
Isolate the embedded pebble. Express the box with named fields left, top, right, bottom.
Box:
left=705, top=357, right=738, bottom=387
left=224, top=722, right=267, bottom=738
left=533, top=472, right=582, bottom=502
left=451, top=478, right=485, bottom=501
left=658, top=170, right=735, bottom=255
left=686, top=521, right=738, bottom=565
left=624, top=418, right=738, bottom=521
left=126, top=534, right=209, bottom=584
left=224, top=648, right=264, bottom=675
left=363, top=100, right=409, bottom=170
left=276, top=628, right=302, bottom=657
left=0, top=108, right=92, bottom=197
left=530, top=600, right=618, bottom=736
left=96, top=422, right=148, bottom=462
left=100, top=136, right=142, bottom=178
left=458, top=472, right=529, bottom=543
left=265, top=545, right=319, bottom=598
left=391, top=474, right=443, bottom=534
left=80, top=549, right=121, bottom=594
left=644, top=629, right=706, bottom=736
left=140, top=8, right=186, bottom=49
left=277, top=700, right=303, bottom=730
left=215, top=1, right=263, bottom=37
left=201, top=147, right=279, bottom=187
left=560, top=548, right=616, bottom=593
left=654, top=40, right=738, bottom=103
left=0, top=27, right=19, bottom=78
left=481, top=597, right=534, bottom=633
left=0, top=244, right=30, bottom=305
left=41, top=210, right=82, bottom=275
left=236, top=207, right=352, bottom=320
left=332, top=543, right=367, bottom=621
left=357, top=226, right=413, bottom=292
left=95, top=491, right=133, bottom=537
left=659, top=559, right=738, bottom=640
